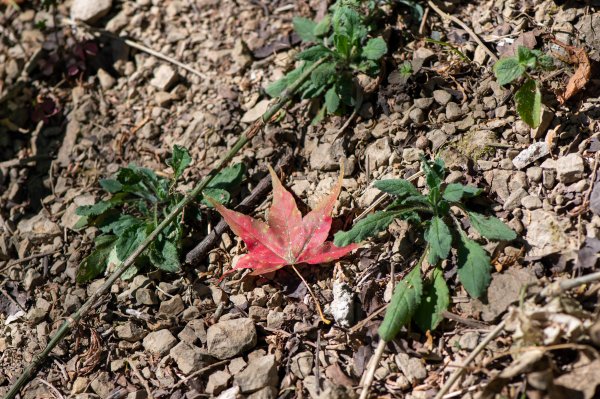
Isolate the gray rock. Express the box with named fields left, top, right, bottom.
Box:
left=135, top=288, right=158, bottom=305
left=97, top=68, right=115, bottom=90
left=433, top=90, right=452, bottom=105
left=150, top=64, right=178, bottom=91
left=155, top=91, right=175, bottom=107
left=402, top=148, right=424, bottom=163
left=408, top=108, right=425, bottom=123
left=365, top=138, right=392, bottom=170
left=426, top=129, right=447, bottom=150
left=521, top=195, right=542, bottom=210
left=247, top=387, right=277, bottom=399
left=330, top=281, right=354, bottom=328
left=512, top=142, right=550, bottom=170
left=206, top=370, right=231, bottom=395
left=17, top=213, right=61, bottom=243
left=395, top=353, right=426, bottom=382
left=413, top=97, right=433, bottom=109
left=249, top=306, right=268, bottom=321
left=233, top=354, right=278, bottom=393
left=290, top=352, right=313, bottom=379
left=310, top=142, right=339, bottom=171
left=556, top=153, right=585, bottom=184
left=207, top=318, right=256, bottom=359
left=71, top=0, right=112, bottom=23
left=90, top=372, right=115, bottom=398
left=459, top=332, right=480, bottom=350
left=116, top=321, right=147, bottom=342
left=159, top=294, right=184, bottom=316
left=478, top=267, right=538, bottom=321
left=23, top=269, right=43, bottom=291
left=170, top=341, right=215, bottom=374
left=526, top=210, right=573, bottom=257
left=445, top=102, right=462, bottom=121
left=503, top=188, right=528, bottom=211
left=142, top=329, right=177, bottom=356
left=527, top=166, right=543, bottom=182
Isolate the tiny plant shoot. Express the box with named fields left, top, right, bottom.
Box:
left=493, top=45, right=554, bottom=128
left=266, top=0, right=387, bottom=121
left=75, top=146, right=245, bottom=283
left=208, top=164, right=358, bottom=323
left=334, top=157, right=516, bottom=336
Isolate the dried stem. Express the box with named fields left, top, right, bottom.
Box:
left=3, top=58, right=327, bottom=399
left=291, top=264, right=331, bottom=325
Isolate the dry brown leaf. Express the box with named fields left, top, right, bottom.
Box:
left=554, top=353, right=600, bottom=399
left=553, top=40, right=591, bottom=104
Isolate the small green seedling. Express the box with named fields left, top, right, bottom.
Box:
left=267, top=0, right=387, bottom=121
left=493, top=46, right=554, bottom=128
left=74, top=145, right=245, bottom=283
left=334, top=157, right=516, bottom=336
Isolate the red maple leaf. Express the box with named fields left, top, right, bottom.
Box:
left=209, top=165, right=358, bottom=276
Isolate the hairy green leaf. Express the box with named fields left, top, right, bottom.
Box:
left=297, top=45, right=331, bottom=62
left=100, top=179, right=123, bottom=193
left=422, top=157, right=446, bottom=191
left=494, top=56, right=525, bottom=85
left=202, top=188, right=231, bottom=207
left=293, top=17, right=317, bottom=42
left=116, top=225, right=148, bottom=261
left=77, top=235, right=117, bottom=283
left=311, top=62, right=337, bottom=87
left=76, top=201, right=114, bottom=217
left=378, top=267, right=422, bottom=341
left=442, top=183, right=482, bottom=202
left=334, top=211, right=398, bottom=246
left=515, top=78, right=541, bottom=128
left=149, top=240, right=180, bottom=272
left=414, top=267, right=450, bottom=331
left=325, top=87, right=340, bottom=113
left=425, top=217, right=452, bottom=264
left=457, top=235, right=491, bottom=298
left=209, top=163, right=246, bottom=189
left=468, top=212, right=516, bottom=241
left=517, top=46, right=536, bottom=68
left=314, top=15, right=331, bottom=36
left=362, top=37, right=387, bottom=60
left=374, top=179, right=421, bottom=198
left=167, top=145, right=192, bottom=180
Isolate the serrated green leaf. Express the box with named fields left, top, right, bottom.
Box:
left=149, top=240, right=180, bottom=272
left=311, top=62, right=337, bottom=87
left=515, top=78, right=541, bottom=128
left=494, top=56, right=525, bottom=85
left=443, top=183, right=483, bottom=202
left=99, top=214, right=143, bottom=235
left=457, top=235, right=491, bottom=298
left=77, top=235, right=117, bottom=283
left=334, top=33, right=351, bottom=58
left=334, top=211, right=398, bottom=246
left=293, top=17, right=317, bottom=42
left=517, top=46, right=536, bottom=68
left=314, top=15, right=331, bottom=36
left=202, top=188, right=231, bottom=207
left=378, top=267, right=422, bottom=341
left=76, top=201, right=114, bottom=217
left=414, top=267, right=450, bottom=331
left=536, top=54, right=554, bottom=71
left=468, top=212, right=517, bottom=241
left=167, top=145, right=192, bottom=180
left=325, top=87, right=340, bottom=113
left=73, top=216, right=89, bottom=230
left=362, top=37, right=387, bottom=60
left=297, top=45, right=331, bottom=62
left=425, top=217, right=452, bottom=264
left=266, top=76, right=288, bottom=98
left=116, top=225, right=148, bottom=261
left=100, top=179, right=123, bottom=193
left=374, top=179, right=421, bottom=198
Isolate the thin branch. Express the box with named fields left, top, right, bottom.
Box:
left=358, top=339, right=386, bottom=399
left=291, top=265, right=331, bottom=325
left=426, top=0, right=498, bottom=62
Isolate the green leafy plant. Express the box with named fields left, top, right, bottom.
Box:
left=74, top=145, right=245, bottom=283
left=334, top=157, right=516, bottom=333
left=266, top=0, right=387, bottom=119
left=493, top=46, right=554, bottom=128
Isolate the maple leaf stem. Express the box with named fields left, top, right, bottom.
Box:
left=291, top=264, right=332, bottom=325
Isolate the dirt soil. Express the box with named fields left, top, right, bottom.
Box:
left=2, top=0, right=600, bottom=398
